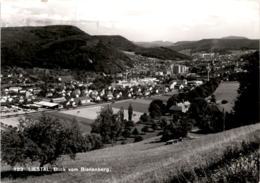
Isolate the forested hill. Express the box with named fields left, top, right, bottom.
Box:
left=169, top=38, right=259, bottom=52
left=1, top=25, right=132, bottom=73
left=2, top=25, right=190, bottom=73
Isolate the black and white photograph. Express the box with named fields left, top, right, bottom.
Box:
left=0, top=0, right=259, bottom=182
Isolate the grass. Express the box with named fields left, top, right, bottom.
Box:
left=111, top=99, right=150, bottom=113
left=2, top=123, right=259, bottom=183
left=28, top=112, right=93, bottom=134
left=213, top=81, right=240, bottom=112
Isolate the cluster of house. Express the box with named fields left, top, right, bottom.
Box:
left=0, top=76, right=174, bottom=113
left=168, top=79, right=203, bottom=91
left=0, top=86, right=41, bottom=105
left=0, top=64, right=205, bottom=116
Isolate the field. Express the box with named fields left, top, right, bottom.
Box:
left=111, top=99, right=151, bottom=113
left=213, top=81, right=240, bottom=112
left=0, top=116, right=22, bottom=127
left=58, top=105, right=143, bottom=123
left=2, top=123, right=259, bottom=183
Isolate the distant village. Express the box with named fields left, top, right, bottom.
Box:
left=0, top=49, right=253, bottom=118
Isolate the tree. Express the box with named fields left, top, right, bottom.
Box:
left=189, top=98, right=224, bottom=132
left=210, top=94, right=216, bottom=103
left=232, top=52, right=259, bottom=127
left=197, top=104, right=224, bottom=132
left=166, top=95, right=178, bottom=111
left=91, top=105, right=123, bottom=144
left=149, top=99, right=166, bottom=118
left=161, top=114, right=193, bottom=141
left=188, top=98, right=209, bottom=123
left=1, top=115, right=87, bottom=167
left=118, top=106, right=124, bottom=122
left=128, top=103, right=133, bottom=121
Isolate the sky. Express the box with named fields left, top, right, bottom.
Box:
left=1, top=0, right=260, bottom=42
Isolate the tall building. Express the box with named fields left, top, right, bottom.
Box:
left=171, top=64, right=189, bottom=75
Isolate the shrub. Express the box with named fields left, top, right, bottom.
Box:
left=122, top=129, right=131, bottom=139
left=132, top=128, right=140, bottom=135
left=140, top=113, right=149, bottom=123
left=134, top=136, right=143, bottom=142
left=149, top=100, right=166, bottom=118
left=221, top=99, right=228, bottom=104
left=141, top=126, right=149, bottom=133
left=85, top=133, right=103, bottom=150
left=121, top=140, right=127, bottom=145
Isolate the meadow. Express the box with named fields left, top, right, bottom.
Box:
left=213, top=81, right=239, bottom=112
left=2, top=123, right=259, bottom=183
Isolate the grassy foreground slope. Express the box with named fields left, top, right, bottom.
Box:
left=5, top=123, right=260, bottom=183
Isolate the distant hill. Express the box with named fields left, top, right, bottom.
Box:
left=135, top=46, right=190, bottom=60
left=94, top=35, right=137, bottom=51
left=96, top=36, right=190, bottom=60
left=169, top=38, right=259, bottom=52
left=221, top=36, right=249, bottom=39
left=2, top=25, right=190, bottom=73
left=135, top=41, right=174, bottom=48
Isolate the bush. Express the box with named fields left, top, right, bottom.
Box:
left=134, top=136, right=143, bottom=142
left=85, top=133, right=103, bottom=150
left=149, top=100, right=166, bottom=118
left=141, top=126, right=149, bottom=133
left=122, top=129, right=131, bottom=138
left=140, top=113, right=149, bottom=123
left=159, top=117, right=169, bottom=129
left=132, top=128, right=139, bottom=135
left=121, top=140, right=127, bottom=145
left=125, top=120, right=135, bottom=128
left=151, top=122, right=160, bottom=130
left=221, top=99, right=228, bottom=104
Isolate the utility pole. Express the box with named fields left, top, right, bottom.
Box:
left=207, top=63, right=210, bottom=81
left=223, top=108, right=225, bottom=131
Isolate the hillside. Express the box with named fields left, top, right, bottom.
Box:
left=2, top=123, right=259, bottom=183
left=1, top=25, right=132, bottom=73
left=2, top=25, right=190, bottom=72
left=170, top=38, right=259, bottom=52
left=94, top=35, right=137, bottom=51
left=135, top=46, right=190, bottom=60
left=96, top=35, right=191, bottom=60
